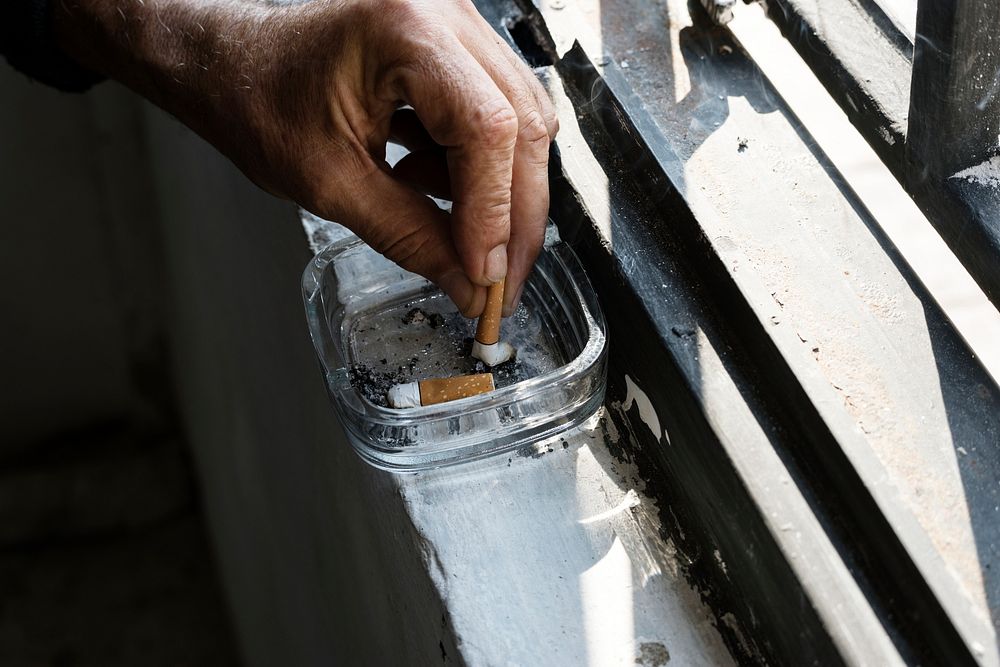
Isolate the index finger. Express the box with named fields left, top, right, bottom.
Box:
left=392, top=43, right=519, bottom=288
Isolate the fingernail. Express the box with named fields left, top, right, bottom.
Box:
left=439, top=271, right=474, bottom=315
left=484, top=244, right=508, bottom=284
left=502, top=284, right=524, bottom=317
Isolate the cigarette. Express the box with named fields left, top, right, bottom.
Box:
left=475, top=280, right=504, bottom=345
left=472, top=280, right=516, bottom=366
left=388, top=373, right=496, bottom=408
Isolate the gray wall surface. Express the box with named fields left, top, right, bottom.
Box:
left=0, top=64, right=166, bottom=451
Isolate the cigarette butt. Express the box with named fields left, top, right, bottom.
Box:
left=388, top=373, right=496, bottom=408
left=472, top=340, right=516, bottom=367
left=475, top=279, right=505, bottom=345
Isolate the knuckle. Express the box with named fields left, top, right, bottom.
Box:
left=530, top=93, right=559, bottom=139
left=519, top=109, right=550, bottom=149
left=471, top=100, right=519, bottom=148
left=526, top=79, right=559, bottom=137
left=473, top=198, right=512, bottom=234
left=543, top=109, right=560, bottom=138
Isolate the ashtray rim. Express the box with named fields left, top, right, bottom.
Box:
left=302, top=232, right=608, bottom=469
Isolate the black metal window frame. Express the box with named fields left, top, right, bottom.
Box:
left=480, top=0, right=1000, bottom=664
left=767, top=0, right=1000, bottom=309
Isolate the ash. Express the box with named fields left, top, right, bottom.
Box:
left=402, top=307, right=446, bottom=329
left=348, top=364, right=407, bottom=407
left=348, top=292, right=563, bottom=407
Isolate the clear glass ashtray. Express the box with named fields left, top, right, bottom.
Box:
left=301, top=230, right=607, bottom=471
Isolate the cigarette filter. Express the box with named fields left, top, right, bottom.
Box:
left=475, top=279, right=505, bottom=345
left=472, top=279, right=516, bottom=366
left=388, top=373, right=496, bottom=408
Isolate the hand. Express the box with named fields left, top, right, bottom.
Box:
left=55, top=0, right=558, bottom=317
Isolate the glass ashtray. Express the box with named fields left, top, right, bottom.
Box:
left=301, top=231, right=607, bottom=471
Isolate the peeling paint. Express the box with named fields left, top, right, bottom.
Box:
left=624, top=375, right=668, bottom=444
left=713, top=549, right=729, bottom=577
left=719, top=612, right=757, bottom=661
left=578, top=488, right=641, bottom=524
left=877, top=126, right=896, bottom=146
left=603, top=410, right=622, bottom=444
left=950, top=155, right=1000, bottom=189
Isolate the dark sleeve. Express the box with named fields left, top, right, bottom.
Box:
left=1, top=0, right=105, bottom=92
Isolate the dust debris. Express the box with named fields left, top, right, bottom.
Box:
left=349, top=364, right=407, bottom=407
left=402, top=307, right=426, bottom=325
left=403, top=307, right=447, bottom=329
left=461, top=337, right=524, bottom=385
left=490, top=357, right=522, bottom=385
left=635, top=641, right=670, bottom=666
left=737, top=137, right=749, bottom=153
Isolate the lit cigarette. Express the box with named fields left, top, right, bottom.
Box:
left=471, top=279, right=515, bottom=366
left=388, top=373, right=496, bottom=408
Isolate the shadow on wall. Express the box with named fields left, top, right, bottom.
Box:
left=0, top=63, right=166, bottom=451
left=0, top=63, right=240, bottom=665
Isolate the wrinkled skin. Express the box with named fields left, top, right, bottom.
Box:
left=55, top=0, right=558, bottom=316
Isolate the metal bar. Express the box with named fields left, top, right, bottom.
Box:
left=485, top=0, right=1000, bottom=660
left=552, top=42, right=979, bottom=666
left=907, top=0, right=1000, bottom=178
left=765, top=0, right=911, bottom=180
left=764, top=0, right=1000, bottom=313
left=867, top=0, right=916, bottom=44
left=903, top=1, right=1000, bottom=310
left=543, top=63, right=873, bottom=665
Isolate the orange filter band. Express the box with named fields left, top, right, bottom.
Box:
left=419, top=373, right=496, bottom=406
left=475, top=279, right=505, bottom=345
